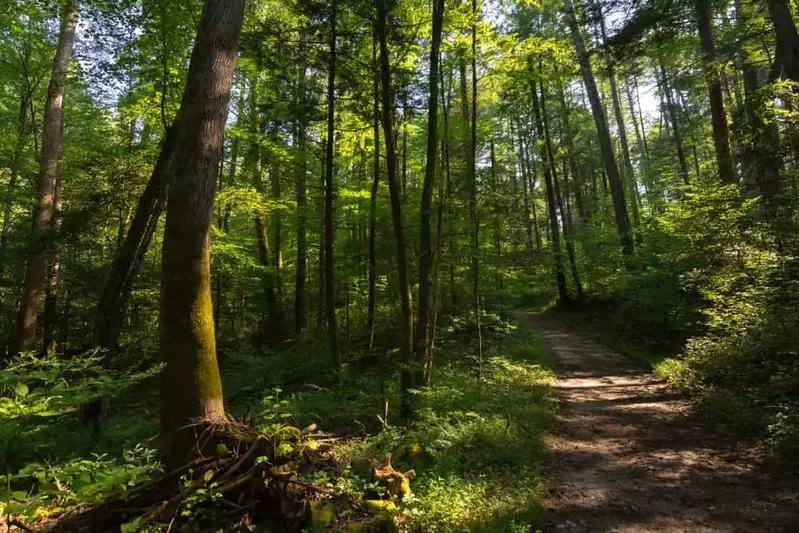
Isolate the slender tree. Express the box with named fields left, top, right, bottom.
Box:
left=325, top=0, right=341, bottom=373
left=696, top=0, right=736, bottom=184
left=12, top=0, right=79, bottom=355
left=564, top=0, right=634, bottom=257
left=415, top=0, right=445, bottom=373
left=377, top=0, right=414, bottom=416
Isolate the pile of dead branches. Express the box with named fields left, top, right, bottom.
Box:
left=42, top=422, right=352, bottom=532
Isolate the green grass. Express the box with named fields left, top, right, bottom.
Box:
left=318, top=320, right=555, bottom=532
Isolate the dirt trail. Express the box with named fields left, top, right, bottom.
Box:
left=530, top=315, right=798, bottom=533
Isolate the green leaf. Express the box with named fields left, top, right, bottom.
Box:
left=14, top=383, right=29, bottom=398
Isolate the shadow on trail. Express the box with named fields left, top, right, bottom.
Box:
left=530, top=314, right=798, bottom=533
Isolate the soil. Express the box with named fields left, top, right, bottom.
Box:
left=529, top=314, right=799, bottom=533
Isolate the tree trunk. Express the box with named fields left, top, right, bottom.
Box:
left=325, top=0, right=341, bottom=373
left=159, top=0, right=244, bottom=467
left=540, top=80, right=584, bottom=301
left=367, top=32, right=380, bottom=345
left=42, top=170, right=62, bottom=355
left=95, top=131, right=172, bottom=354
left=556, top=80, right=588, bottom=229
left=697, top=0, right=736, bottom=184
left=377, top=0, right=414, bottom=416
left=415, top=0, right=444, bottom=376
left=294, top=45, right=308, bottom=334
left=530, top=81, right=569, bottom=303
left=1, top=67, right=32, bottom=278
left=626, top=75, right=649, bottom=161
left=12, top=0, right=79, bottom=355
left=515, top=122, right=535, bottom=254
left=659, top=60, right=691, bottom=185
left=767, top=0, right=799, bottom=82
left=470, top=0, right=483, bottom=378
left=596, top=7, right=643, bottom=235
left=564, top=0, right=634, bottom=257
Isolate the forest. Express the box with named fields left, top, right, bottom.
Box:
left=0, top=0, right=798, bottom=531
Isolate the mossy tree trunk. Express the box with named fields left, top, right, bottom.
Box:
left=159, top=0, right=245, bottom=467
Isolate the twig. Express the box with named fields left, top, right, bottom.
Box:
left=8, top=519, right=36, bottom=533
left=283, top=479, right=337, bottom=495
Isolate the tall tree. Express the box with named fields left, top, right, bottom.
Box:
left=563, top=0, right=634, bottom=257
left=696, top=0, right=735, bottom=184
left=324, top=0, right=341, bottom=373
left=530, top=79, right=569, bottom=303
left=12, top=0, right=79, bottom=355
left=159, top=0, right=245, bottom=466
left=377, top=0, right=414, bottom=416
left=415, top=0, right=445, bottom=372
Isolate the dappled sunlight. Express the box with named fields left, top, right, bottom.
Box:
left=532, top=315, right=797, bottom=533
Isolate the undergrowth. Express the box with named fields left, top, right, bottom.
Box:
left=1, top=315, right=555, bottom=531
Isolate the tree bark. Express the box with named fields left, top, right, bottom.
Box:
left=294, top=44, right=308, bottom=334
left=12, top=0, right=79, bottom=355
left=515, top=121, right=535, bottom=254
left=367, top=32, right=380, bottom=345
left=659, top=60, right=691, bottom=185
left=415, top=0, right=444, bottom=376
left=42, top=169, right=62, bottom=355
left=377, top=0, right=414, bottom=416
left=159, top=0, right=244, bottom=467
left=325, top=0, right=341, bottom=373
left=596, top=6, right=643, bottom=234
left=767, top=0, right=799, bottom=82
left=626, top=74, right=649, bottom=162
left=540, top=80, right=584, bottom=301
left=697, top=0, right=736, bottom=184
left=564, top=0, right=634, bottom=257
left=95, top=131, right=172, bottom=354
left=530, top=81, right=569, bottom=303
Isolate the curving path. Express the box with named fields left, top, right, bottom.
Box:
left=529, top=315, right=798, bottom=533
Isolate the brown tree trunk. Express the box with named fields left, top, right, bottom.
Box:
left=697, top=0, right=736, bottom=184
left=325, top=0, right=341, bottom=373
left=377, top=0, right=414, bottom=416
left=540, top=80, right=584, bottom=301
left=95, top=131, right=172, bottom=354
left=659, top=60, right=691, bottom=185
left=12, top=0, right=79, bottom=355
left=367, top=33, right=380, bottom=346
left=294, top=45, right=308, bottom=334
left=626, top=75, right=649, bottom=162
left=564, top=0, right=634, bottom=257
left=767, top=0, right=799, bottom=82
left=596, top=7, right=643, bottom=235
left=470, top=0, right=483, bottom=378
left=415, top=0, right=444, bottom=377
left=515, top=122, right=535, bottom=254
left=42, top=170, right=62, bottom=355
left=530, top=81, right=569, bottom=303
left=159, top=0, right=244, bottom=467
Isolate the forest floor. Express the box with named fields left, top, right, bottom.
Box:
left=529, top=314, right=799, bottom=533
